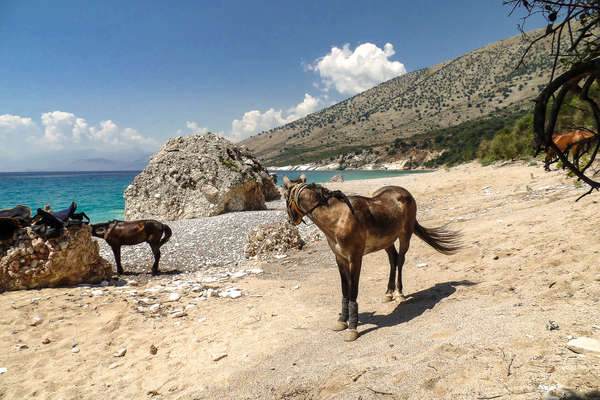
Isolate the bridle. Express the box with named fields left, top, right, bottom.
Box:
left=286, top=183, right=324, bottom=225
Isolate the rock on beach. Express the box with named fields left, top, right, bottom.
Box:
left=0, top=225, right=111, bottom=291
left=124, top=133, right=279, bottom=220
left=96, top=200, right=320, bottom=276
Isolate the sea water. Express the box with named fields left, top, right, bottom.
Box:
left=271, top=169, right=429, bottom=184
left=0, top=169, right=429, bottom=222
left=0, top=171, right=137, bottom=223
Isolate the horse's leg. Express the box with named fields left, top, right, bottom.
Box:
left=111, top=245, right=123, bottom=275
left=345, top=255, right=363, bottom=342
left=384, top=246, right=398, bottom=302
left=395, top=233, right=412, bottom=302
left=150, top=243, right=161, bottom=276
left=574, top=148, right=581, bottom=170
left=544, top=154, right=551, bottom=171
left=332, top=255, right=350, bottom=331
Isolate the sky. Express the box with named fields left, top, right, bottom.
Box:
left=0, top=0, right=546, bottom=171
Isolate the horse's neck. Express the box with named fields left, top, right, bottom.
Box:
left=301, top=198, right=342, bottom=238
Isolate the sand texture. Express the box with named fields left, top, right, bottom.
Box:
left=1, top=161, right=599, bottom=399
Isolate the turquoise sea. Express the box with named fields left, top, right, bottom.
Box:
left=0, top=169, right=429, bottom=222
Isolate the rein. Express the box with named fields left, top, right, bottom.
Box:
left=287, top=182, right=355, bottom=225
left=287, top=183, right=325, bottom=225
left=287, top=183, right=308, bottom=225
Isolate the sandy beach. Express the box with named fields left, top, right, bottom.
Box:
left=1, top=161, right=599, bottom=400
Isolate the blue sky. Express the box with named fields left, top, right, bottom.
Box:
left=0, top=1, right=545, bottom=171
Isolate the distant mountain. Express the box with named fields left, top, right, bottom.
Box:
left=242, top=28, right=558, bottom=167
left=66, top=154, right=151, bottom=171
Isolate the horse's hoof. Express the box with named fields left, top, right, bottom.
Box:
left=344, top=329, right=359, bottom=342
left=332, top=321, right=348, bottom=331
left=383, top=293, right=393, bottom=303
left=395, top=291, right=407, bottom=302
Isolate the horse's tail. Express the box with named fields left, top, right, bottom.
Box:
left=160, top=223, right=172, bottom=246
left=414, top=222, right=462, bottom=255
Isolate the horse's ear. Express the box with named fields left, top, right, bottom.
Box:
left=282, top=175, right=292, bottom=189
left=299, top=173, right=307, bottom=183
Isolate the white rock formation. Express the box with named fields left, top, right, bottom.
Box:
left=124, top=133, right=279, bottom=220
left=0, top=225, right=111, bottom=291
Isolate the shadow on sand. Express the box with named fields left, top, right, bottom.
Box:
left=547, top=390, right=600, bottom=400
left=117, top=268, right=184, bottom=277
left=358, top=280, right=477, bottom=338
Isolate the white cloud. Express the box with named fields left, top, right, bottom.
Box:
left=0, top=114, right=39, bottom=137
left=0, top=115, right=41, bottom=160
left=186, top=121, right=210, bottom=135
left=122, top=127, right=159, bottom=147
left=40, top=111, right=77, bottom=148
left=286, top=93, right=322, bottom=121
left=230, top=93, right=322, bottom=141
left=1, top=111, right=159, bottom=157
left=72, top=118, right=89, bottom=143
left=89, top=119, right=119, bottom=144
left=310, top=42, right=406, bottom=96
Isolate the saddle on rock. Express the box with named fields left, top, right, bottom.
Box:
left=0, top=205, right=32, bottom=241
left=31, top=202, right=90, bottom=239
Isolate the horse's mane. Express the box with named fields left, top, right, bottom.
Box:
left=305, top=183, right=356, bottom=216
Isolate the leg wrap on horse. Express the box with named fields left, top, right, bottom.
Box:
left=348, top=301, right=358, bottom=330
left=338, top=297, right=349, bottom=322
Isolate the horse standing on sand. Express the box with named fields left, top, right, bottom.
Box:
left=91, top=220, right=172, bottom=275
left=282, top=174, right=462, bottom=342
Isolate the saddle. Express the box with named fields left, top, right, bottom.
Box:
left=31, top=202, right=90, bottom=239
left=0, top=205, right=32, bottom=241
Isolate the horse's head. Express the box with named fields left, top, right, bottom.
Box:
left=282, top=174, right=357, bottom=225
left=91, top=220, right=117, bottom=239
left=282, top=174, right=307, bottom=225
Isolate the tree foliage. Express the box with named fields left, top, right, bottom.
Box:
left=505, top=0, right=600, bottom=75
left=504, top=0, right=600, bottom=199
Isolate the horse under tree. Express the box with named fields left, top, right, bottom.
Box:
left=504, top=0, right=600, bottom=200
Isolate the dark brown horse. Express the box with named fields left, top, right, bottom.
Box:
left=283, top=174, right=462, bottom=341
left=91, top=220, right=172, bottom=275
left=544, top=129, right=596, bottom=171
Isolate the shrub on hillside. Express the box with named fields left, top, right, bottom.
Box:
left=478, top=113, right=534, bottom=164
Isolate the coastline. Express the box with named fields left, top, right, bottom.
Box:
left=267, top=161, right=427, bottom=171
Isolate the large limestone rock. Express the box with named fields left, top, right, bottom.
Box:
left=124, top=133, right=279, bottom=220
left=0, top=225, right=111, bottom=291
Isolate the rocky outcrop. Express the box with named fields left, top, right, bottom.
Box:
left=0, top=225, right=111, bottom=291
left=124, top=133, right=279, bottom=220
left=245, top=221, right=304, bottom=259
left=269, top=148, right=443, bottom=171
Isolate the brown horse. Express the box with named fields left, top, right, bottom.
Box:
left=91, top=220, right=172, bottom=275
left=283, top=174, right=462, bottom=342
left=544, top=129, right=596, bottom=171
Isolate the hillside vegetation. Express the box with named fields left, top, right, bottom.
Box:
left=242, top=28, right=559, bottom=167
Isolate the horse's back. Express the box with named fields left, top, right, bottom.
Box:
left=371, top=186, right=415, bottom=205
left=552, top=130, right=595, bottom=151
left=364, top=186, right=416, bottom=222
left=349, top=186, right=416, bottom=254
